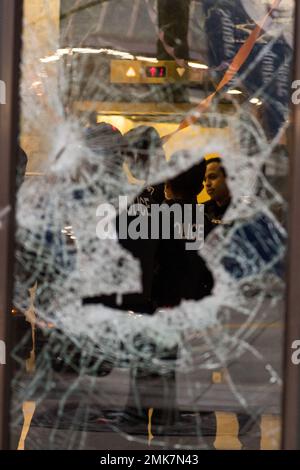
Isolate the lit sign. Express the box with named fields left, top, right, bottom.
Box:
left=110, top=60, right=203, bottom=83
left=145, top=66, right=167, bottom=78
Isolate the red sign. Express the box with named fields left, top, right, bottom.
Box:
left=145, top=66, right=167, bottom=78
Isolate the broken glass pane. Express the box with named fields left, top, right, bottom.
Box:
left=11, top=0, right=293, bottom=450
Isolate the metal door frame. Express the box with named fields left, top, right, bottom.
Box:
left=0, top=0, right=23, bottom=451
left=282, top=0, right=300, bottom=451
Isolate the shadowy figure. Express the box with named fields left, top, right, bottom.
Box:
left=203, top=157, right=231, bottom=237
left=152, top=154, right=214, bottom=308
left=120, top=155, right=215, bottom=443
left=83, top=125, right=165, bottom=314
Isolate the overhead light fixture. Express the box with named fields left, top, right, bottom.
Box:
left=226, top=89, right=243, bottom=95
left=136, top=56, right=158, bottom=63
left=40, top=47, right=135, bottom=63
left=57, top=48, right=72, bottom=55
left=72, top=47, right=101, bottom=54
left=101, top=48, right=134, bottom=60
left=40, top=48, right=70, bottom=63
left=250, top=97, right=262, bottom=106
left=40, top=55, right=60, bottom=63
left=188, top=61, right=208, bottom=70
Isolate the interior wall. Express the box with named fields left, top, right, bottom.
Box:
left=21, top=0, right=60, bottom=174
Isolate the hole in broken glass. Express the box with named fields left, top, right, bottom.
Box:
left=11, top=0, right=292, bottom=449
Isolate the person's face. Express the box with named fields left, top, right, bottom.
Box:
left=164, top=182, right=174, bottom=200
left=205, top=162, right=230, bottom=204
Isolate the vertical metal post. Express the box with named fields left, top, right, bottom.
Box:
left=0, top=0, right=23, bottom=450
left=282, top=0, right=300, bottom=451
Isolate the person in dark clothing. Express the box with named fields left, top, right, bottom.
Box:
left=203, top=157, right=231, bottom=237
left=204, top=157, right=265, bottom=448
left=164, top=159, right=205, bottom=204
left=115, top=126, right=166, bottom=313
left=152, top=156, right=214, bottom=308
left=126, top=156, right=214, bottom=442
left=83, top=125, right=166, bottom=314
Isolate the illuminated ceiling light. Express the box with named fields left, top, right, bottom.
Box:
left=226, top=89, right=243, bottom=95
left=72, top=47, right=102, bottom=54
left=40, top=48, right=70, bottom=63
left=40, top=55, right=60, bottom=63
left=136, top=56, right=158, bottom=63
left=40, top=47, right=136, bottom=63
left=103, top=48, right=134, bottom=59
left=57, top=48, right=72, bottom=56
left=188, top=61, right=208, bottom=70
left=126, top=67, right=137, bottom=78
left=57, top=48, right=71, bottom=55
left=250, top=97, right=262, bottom=106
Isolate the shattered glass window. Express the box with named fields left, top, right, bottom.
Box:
left=11, top=0, right=293, bottom=450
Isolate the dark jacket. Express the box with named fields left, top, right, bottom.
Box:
left=83, top=184, right=164, bottom=314
left=204, top=199, right=231, bottom=238
left=152, top=198, right=214, bottom=308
